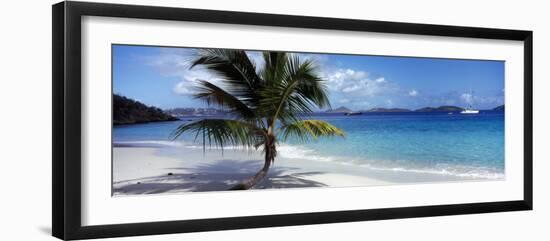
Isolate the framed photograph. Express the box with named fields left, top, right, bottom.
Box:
left=52, top=1, right=533, bottom=240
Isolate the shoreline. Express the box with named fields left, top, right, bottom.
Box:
left=113, top=147, right=391, bottom=195
left=113, top=144, right=503, bottom=195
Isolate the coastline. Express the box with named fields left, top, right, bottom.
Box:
left=113, top=146, right=391, bottom=195
left=113, top=143, right=502, bottom=195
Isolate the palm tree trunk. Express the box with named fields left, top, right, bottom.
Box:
left=230, top=136, right=275, bottom=190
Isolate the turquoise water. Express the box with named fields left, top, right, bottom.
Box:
left=113, top=111, right=505, bottom=179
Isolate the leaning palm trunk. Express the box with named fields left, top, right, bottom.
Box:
left=230, top=135, right=276, bottom=190
left=172, top=50, right=345, bottom=191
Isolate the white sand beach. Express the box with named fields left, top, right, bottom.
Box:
left=112, top=144, right=481, bottom=195
left=113, top=146, right=390, bottom=195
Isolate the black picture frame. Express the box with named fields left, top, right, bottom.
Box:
left=52, top=1, right=533, bottom=240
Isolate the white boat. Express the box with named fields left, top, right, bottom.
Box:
left=345, top=111, right=362, bottom=116
left=461, top=109, right=479, bottom=114
left=460, top=106, right=479, bottom=114
left=460, top=90, right=479, bottom=114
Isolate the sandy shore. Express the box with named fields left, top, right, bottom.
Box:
left=112, top=143, right=486, bottom=195
left=113, top=146, right=393, bottom=195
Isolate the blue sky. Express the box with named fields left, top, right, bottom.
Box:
left=113, top=45, right=504, bottom=111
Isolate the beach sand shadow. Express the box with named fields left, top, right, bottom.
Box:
left=113, top=159, right=327, bottom=195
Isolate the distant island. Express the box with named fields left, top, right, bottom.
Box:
left=325, top=105, right=464, bottom=114
left=113, top=94, right=178, bottom=125
left=321, top=105, right=505, bottom=114
left=113, top=102, right=506, bottom=123
left=365, top=108, right=412, bottom=113
left=414, top=106, right=464, bottom=112
left=326, top=106, right=352, bottom=113
left=493, top=105, right=505, bottom=111
left=165, top=107, right=230, bottom=117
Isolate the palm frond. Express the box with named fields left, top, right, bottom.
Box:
left=171, top=119, right=266, bottom=150
left=194, top=80, right=255, bottom=119
left=290, top=58, right=331, bottom=109
left=279, top=120, right=345, bottom=142
left=259, top=54, right=331, bottom=124
left=191, top=49, right=261, bottom=107
left=261, top=52, right=289, bottom=87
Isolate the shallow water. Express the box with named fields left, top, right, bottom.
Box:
left=113, top=111, right=504, bottom=180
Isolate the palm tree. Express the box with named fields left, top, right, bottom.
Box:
left=172, top=49, right=345, bottom=190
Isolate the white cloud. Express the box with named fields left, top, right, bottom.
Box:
left=321, top=68, right=397, bottom=97
left=458, top=92, right=503, bottom=107
left=408, top=89, right=418, bottom=97
left=146, top=48, right=223, bottom=96
left=342, top=85, right=361, bottom=93
left=149, top=49, right=320, bottom=97
left=173, top=81, right=193, bottom=95
left=310, top=65, right=402, bottom=110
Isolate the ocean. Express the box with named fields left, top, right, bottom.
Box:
left=113, top=111, right=505, bottom=180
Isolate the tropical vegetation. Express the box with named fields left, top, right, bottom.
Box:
left=171, top=50, right=345, bottom=190
left=113, top=94, right=177, bottom=125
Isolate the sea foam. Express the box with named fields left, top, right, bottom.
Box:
left=276, top=144, right=504, bottom=180
left=114, top=140, right=504, bottom=180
